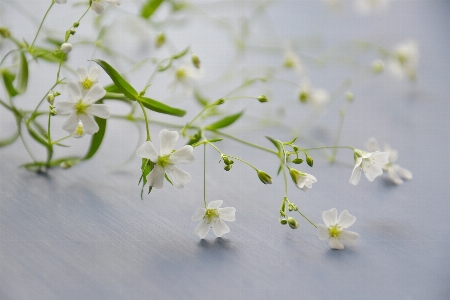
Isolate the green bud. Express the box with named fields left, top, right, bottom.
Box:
left=47, top=93, right=54, bottom=105
left=287, top=217, right=299, bottom=229
left=292, top=158, right=303, bottom=164
left=224, top=165, right=232, bottom=171
left=306, top=155, right=313, bottom=167
left=191, top=53, right=201, bottom=69
left=257, top=94, right=269, bottom=103
left=155, top=32, right=166, bottom=48
left=280, top=219, right=288, bottom=225
left=257, top=170, right=272, bottom=184
left=299, top=90, right=309, bottom=103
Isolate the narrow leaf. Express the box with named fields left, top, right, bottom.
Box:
left=138, top=96, right=186, bottom=117
left=93, top=59, right=138, bottom=100
left=204, top=111, right=244, bottom=130
left=83, top=117, right=107, bottom=160
left=141, top=0, right=165, bottom=19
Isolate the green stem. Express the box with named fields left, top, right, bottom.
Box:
left=30, top=1, right=54, bottom=50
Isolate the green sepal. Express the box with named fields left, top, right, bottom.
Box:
left=204, top=111, right=244, bottom=130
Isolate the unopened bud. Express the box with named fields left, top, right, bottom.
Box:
left=60, top=42, right=73, bottom=54
left=257, top=170, right=272, bottom=184
left=292, top=158, right=303, bottom=164
left=257, top=94, right=269, bottom=103
left=306, top=155, right=313, bottom=167
left=155, top=32, right=166, bottom=48
left=47, top=93, right=54, bottom=105
left=191, top=53, right=201, bottom=69
left=287, top=217, right=299, bottom=229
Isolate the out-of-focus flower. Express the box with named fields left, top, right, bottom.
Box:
left=366, top=137, right=412, bottom=185
left=318, top=208, right=359, bottom=250
left=192, top=200, right=236, bottom=239
left=388, top=40, right=419, bottom=80
left=350, top=149, right=389, bottom=185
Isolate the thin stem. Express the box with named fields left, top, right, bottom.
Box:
left=30, top=1, right=54, bottom=50
left=203, top=144, right=207, bottom=208
left=297, top=210, right=317, bottom=228
left=137, top=100, right=151, bottom=141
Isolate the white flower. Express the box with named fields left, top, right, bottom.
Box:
left=366, top=137, right=412, bottom=185
left=354, top=0, right=390, bottom=15
left=135, top=129, right=195, bottom=189
left=388, top=40, right=419, bottom=80
left=318, top=208, right=359, bottom=250
left=289, top=169, right=317, bottom=192
left=55, top=0, right=67, bottom=4
left=60, top=42, right=72, bottom=53
left=299, top=82, right=329, bottom=110
left=350, top=149, right=389, bottom=185
left=55, top=82, right=109, bottom=136
left=91, top=0, right=121, bottom=15
left=192, top=200, right=236, bottom=239
left=76, top=66, right=102, bottom=92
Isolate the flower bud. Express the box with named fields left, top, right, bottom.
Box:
left=191, top=53, right=201, bottom=69
left=306, top=155, right=313, bottom=167
left=257, top=170, right=272, bottom=184
left=257, top=94, right=269, bottom=103
left=287, top=217, right=299, bottom=229
left=47, top=93, right=54, bottom=105
left=60, top=42, right=73, bottom=54
left=292, top=158, right=303, bottom=164
left=155, top=32, right=166, bottom=48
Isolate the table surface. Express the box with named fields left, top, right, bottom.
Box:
left=1, top=1, right=449, bottom=299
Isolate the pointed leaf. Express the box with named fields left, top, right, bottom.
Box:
left=205, top=111, right=244, bottom=130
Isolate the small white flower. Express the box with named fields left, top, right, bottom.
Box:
left=350, top=149, right=389, bottom=185
left=192, top=200, right=236, bottom=239
left=91, top=0, right=121, bottom=15
left=76, top=66, right=102, bottom=92
left=289, top=169, right=317, bottom=192
left=54, top=0, right=67, bottom=4
left=299, top=82, right=329, bottom=110
left=388, top=40, right=419, bottom=80
left=136, top=129, right=195, bottom=189
left=60, top=42, right=73, bottom=53
left=354, top=0, right=390, bottom=15
left=318, top=208, right=359, bottom=250
left=366, top=137, right=412, bottom=185
left=55, top=82, right=109, bottom=136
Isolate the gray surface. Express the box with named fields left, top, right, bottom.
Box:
left=1, top=1, right=450, bottom=299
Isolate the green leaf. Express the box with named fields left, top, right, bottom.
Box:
left=93, top=59, right=138, bottom=100
left=16, top=51, right=28, bottom=94
left=0, top=130, right=19, bottom=147
left=266, top=136, right=282, bottom=152
left=141, top=0, right=165, bottom=19
left=138, top=96, right=186, bottom=117
left=83, top=117, right=106, bottom=160
left=205, top=111, right=244, bottom=130
left=1, top=70, right=19, bottom=98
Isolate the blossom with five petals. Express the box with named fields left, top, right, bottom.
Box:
left=366, top=137, right=412, bottom=185
left=192, top=200, right=236, bottom=239
left=91, top=0, right=121, bottom=15
left=318, top=208, right=359, bottom=250
left=136, top=129, right=194, bottom=189
left=349, top=149, right=389, bottom=185
left=55, top=82, right=109, bottom=136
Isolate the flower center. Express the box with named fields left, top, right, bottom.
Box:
left=204, top=208, right=219, bottom=223
left=328, top=225, right=342, bottom=238
left=81, top=78, right=94, bottom=90
left=74, top=100, right=88, bottom=115
left=157, top=154, right=171, bottom=167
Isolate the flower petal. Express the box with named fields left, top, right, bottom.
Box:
left=392, top=164, right=412, bottom=180
left=159, top=129, right=179, bottom=156
left=191, top=208, right=206, bottom=221
left=91, top=2, right=104, bottom=14
left=194, top=221, right=210, bottom=239
left=337, top=210, right=356, bottom=229
left=317, top=224, right=329, bottom=240
left=208, top=200, right=223, bottom=209
left=86, top=104, right=110, bottom=119
left=83, top=83, right=106, bottom=105
left=88, top=66, right=102, bottom=81
left=165, top=165, right=191, bottom=189
left=362, top=159, right=383, bottom=181
left=169, top=145, right=195, bottom=164
left=218, top=207, right=236, bottom=222
left=76, top=66, right=88, bottom=82
left=67, top=81, right=82, bottom=103
left=146, top=165, right=165, bottom=189
left=211, top=219, right=230, bottom=237
left=322, top=208, right=337, bottom=227
left=387, top=166, right=404, bottom=185
left=365, top=137, right=380, bottom=152
left=79, top=113, right=99, bottom=135
left=329, top=237, right=344, bottom=250
left=62, top=113, right=80, bottom=134
left=54, top=101, right=74, bottom=115
left=136, top=141, right=158, bottom=162
left=339, top=231, right=360, bottom=245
